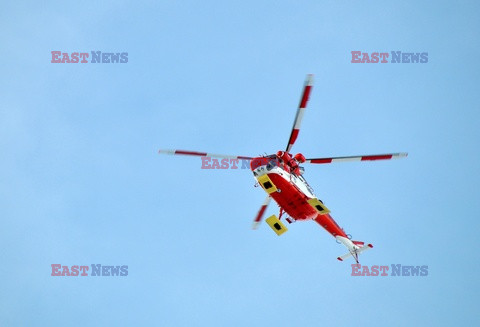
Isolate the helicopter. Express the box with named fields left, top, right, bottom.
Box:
left=158, top=74, right=407, bottom=263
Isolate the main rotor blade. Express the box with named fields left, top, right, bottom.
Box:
left=252, top=196, right=271, bottom=229
left=285, top=74, right=314, bottom=153
left=305, top=152, right=408, bottom=164
left=158, top=149, right=253, bottom=160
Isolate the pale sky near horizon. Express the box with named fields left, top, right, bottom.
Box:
left=1, top=1, right=479, bottom=326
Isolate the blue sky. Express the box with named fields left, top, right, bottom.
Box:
left=1, top=0, right=479, bottom=325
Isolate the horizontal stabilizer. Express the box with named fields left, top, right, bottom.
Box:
left=336, top=236, right=373, bottom=263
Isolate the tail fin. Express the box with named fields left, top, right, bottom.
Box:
left=335, top=236, right=373, bottom=263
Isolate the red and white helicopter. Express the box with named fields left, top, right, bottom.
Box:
left=158, top=74, right=407, bottom=263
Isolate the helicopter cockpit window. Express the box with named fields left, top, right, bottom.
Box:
left=266, top=159, right=277, bottom=170
left=265, top=156, right=279, bottom=171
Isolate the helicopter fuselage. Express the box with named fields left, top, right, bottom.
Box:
left=251, top=157, right=348, bottom=239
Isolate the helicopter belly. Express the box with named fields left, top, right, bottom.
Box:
left=259, top=172, right=348, bottom=237
left=259, top=172, right=318, bottom=221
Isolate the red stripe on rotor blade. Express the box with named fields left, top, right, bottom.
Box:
left=288, top=129, right=300, bottom=147
left=361, top=155, right=393, bottom=161
left=175, top=150, right=207, bottom=156
left=299, top=85, right=312, bottom=108
left=310, top=158, right=333, bottom=164
left=254, top=205, right=268, bottom=223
